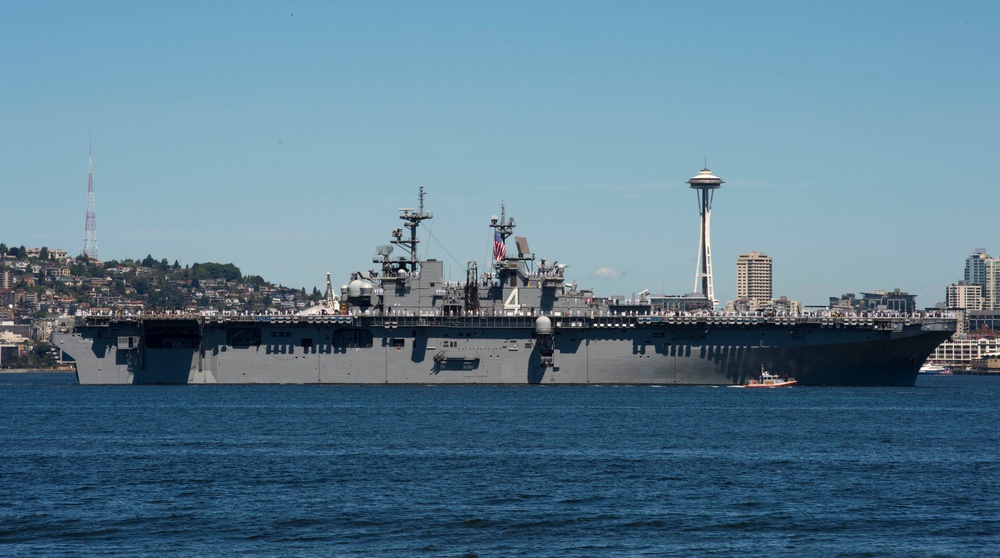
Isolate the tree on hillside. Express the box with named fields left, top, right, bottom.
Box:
left=0, top=243, right=7, bottom=255
left=134, top=277, right=185, bottom=310
left=190, top=262, right=242, bottom=281
left=141, top=254, right=156, bottom=268
left=70, top=258, right=105, bottom=278
left=151, top=285, right=185, bottom=309
left=39, top=247, right=49, bottom=260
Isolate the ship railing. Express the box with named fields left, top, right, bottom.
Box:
left=68, top=312, right=956, bottom=332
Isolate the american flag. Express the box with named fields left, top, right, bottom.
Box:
left=493, top=230, right=506, bottom=261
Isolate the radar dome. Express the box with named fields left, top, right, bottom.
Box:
left=535, top=316, right=553, bottom=335
left=348, top=280, right=364, bottom=298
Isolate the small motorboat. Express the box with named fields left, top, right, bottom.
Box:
left=745, top=365, right=797, bottom=388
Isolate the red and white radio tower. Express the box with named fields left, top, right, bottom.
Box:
left=82, top=139, right=98, bottom=260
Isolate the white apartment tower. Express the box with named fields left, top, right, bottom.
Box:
left=962, top=249, right=1000, bottom=310
left=946, top=281, right=982, bottom=310
left=986, top=258, right=1000, bottom=311
left=736, top=251, right=773, bottom=302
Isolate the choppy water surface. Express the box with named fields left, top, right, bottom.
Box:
left=2, top=373, right=999, bottom=556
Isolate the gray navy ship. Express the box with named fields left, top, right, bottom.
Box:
left=54, top=184, right=955, bottom=386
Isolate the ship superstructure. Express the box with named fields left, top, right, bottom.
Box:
left=54, top=186, right=955, bottom=386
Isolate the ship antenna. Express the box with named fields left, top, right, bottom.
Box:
left=393, top=185, right=433, bottom=272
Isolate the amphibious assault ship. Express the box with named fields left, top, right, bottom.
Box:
left=54, top=187, right=954, bottom=386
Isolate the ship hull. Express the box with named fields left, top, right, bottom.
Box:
left=53, top=315, right=954, bottom=386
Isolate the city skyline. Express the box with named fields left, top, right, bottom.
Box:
left=2, top=2, right=998, bottom=307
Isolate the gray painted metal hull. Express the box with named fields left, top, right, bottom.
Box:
left=54, top=315, right=954, bottom=386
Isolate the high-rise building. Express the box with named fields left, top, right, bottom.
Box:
left=966, top=249, right=989, bottom=285
left=958, top=249, right=1000, bottom=310
left=946, top=280, right=982, bottom=310
left=736, top=251, right=772, bottom=303
left=985, top=258, right=1000, bottom=311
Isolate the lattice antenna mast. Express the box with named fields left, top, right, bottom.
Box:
left=82, top=139, right=99, bottom=260
left=390, top=185, right=432, bottom=272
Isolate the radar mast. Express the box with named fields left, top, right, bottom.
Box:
left=391, top=186, right=433, bottom=273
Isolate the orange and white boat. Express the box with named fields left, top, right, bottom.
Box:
left=745, top=365, right=797, bottom=388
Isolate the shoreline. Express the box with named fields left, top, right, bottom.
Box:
left=0, top=368, right=76, bottom=374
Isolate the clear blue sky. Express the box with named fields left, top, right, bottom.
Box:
left=2, top=1, right=998, bottom=308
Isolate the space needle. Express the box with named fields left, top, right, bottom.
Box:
left=688, top=165, right=724, bottom=306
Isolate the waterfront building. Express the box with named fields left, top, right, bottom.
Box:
left=966, top=249, right=989, bottom=286
left=947, top=281, right=983, bottom=311
left=736, top=251, right=772, bottom=303
left=966, top=310, right=1000, bottom=332
left=648, top=293, right=713, bottom=313
left=929, top=334, right=1000, bottom=370
left=961, top=249, right=1000, bottom=310
left=860, top=289, right=917, bottom=313
left=725, top=295, right=800, bottom=315
left=0, top=343, right=21, bottom=366
left=986, top=258, right=1000, bottom=311
left=829, top=289, right=917, bottom=314
left=772, top=295, right=800, bottom=315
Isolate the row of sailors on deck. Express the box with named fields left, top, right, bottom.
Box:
left=78, top=307, right=956, bottom=319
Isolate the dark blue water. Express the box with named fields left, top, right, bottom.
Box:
left=2, top=374, right=999, bottom=557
